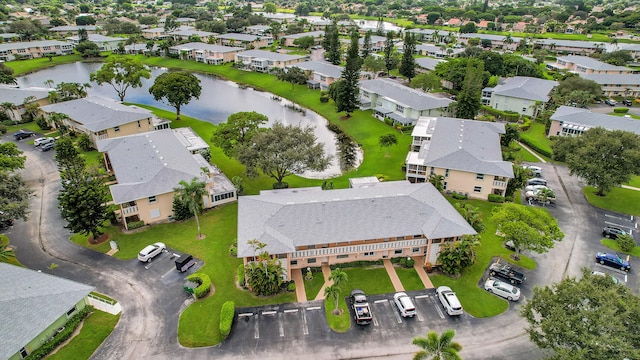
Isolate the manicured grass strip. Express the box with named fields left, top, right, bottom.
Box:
left=583, top=186, right=640, bottom=216
left=514, top=142, right=542, bottom=163
left=5, top=54, right=85, bottom=75
left=47, top=310, right=121, bottom=360
left=324, top=298, right=351, bottom=333
left=601, top=239, right=640, bottom=257
left=626, top=175, right=640, bottom=188
left=519, top=122, right=552, bottom=160
left=303, top=270, right=326, bottom=301
left=395, top=267, right=426, bottom=291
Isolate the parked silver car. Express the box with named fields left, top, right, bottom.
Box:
left=484, top=278, right=521, bottom=301
left=436, top=286, right=463, bottom=316
left=393, top=292, right=416, bottom=318
left=34, top=137, right=55, bottom=147
left=137, top=242, right=166, bottom=262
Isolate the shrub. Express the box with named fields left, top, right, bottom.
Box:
left=272, top=181, right=288, bottom=189
left=2, top=120, right=14, bottom=126
left=237, top=264, right=246, bottom=287
left=618, top=234, right=636, bottom=253
left=384, top=117, right=394, bottom=126
left=0, top=125, right=6, bottom=134
left=399, top=257, right=415, bottom=268
left=127, top=221, right=145, bottom=230
left=613, top=107, right=629, bottom=114
left=505, top=195, right=513, bottom=202
left=77, top=133, right=93, bottom=151
left=229, top=239, right=237, bottom=256
left=519, top=137, right=552, bottom=158
left=519, top=118, right=532, bottom=132
left=172, top=196, right=192, bottom=221
left=451, top=192, right=468, bottom=200
left=488, top=194, right=505, bottom=203
left=320, top=93, right=330, bottom=103
left=35, top=116, right=52, bottom=130
left=186, top=273, right=211, bottom=299
left=287, top=281, right=296, bottom=291
left=219, top=301, right=235, bottom=338
left=25, top=306, right=92, bottom=360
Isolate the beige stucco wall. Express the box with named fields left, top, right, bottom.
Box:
left=433, top=168, right=507, bottom=199
left=548, top=120, right=563, bottom=137
left=89, top=118, right=155, bottom=145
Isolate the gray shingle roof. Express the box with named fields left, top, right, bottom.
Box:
left=97, top=129, right=214, bottom=204
left=217, top=33, right=270, bottom=41
left=0, top=263, right=94, bottom=360
left=556, top=55, right=631, bottom=71
left=67, top=34, right=122, bottom=42
left=410, top=117, right=514, bottom=177
left=359, top=78, right=454, bottom=111
left=407, top=28, right=451, bottom=36
left=237, top=181, right=476, bottom=257
left=236, top=49, right=307, bottom=62
left=0, top=86, right=51, bottom=104
left=281, top=31, right=324, bottom=39
left=41, top=96, right=153, bottom=132
left=458, top=33, right=522, bottom=42
left=551, top=106, right=640, bottom=135
left=288, top=60, right=343, bottom=79
left=534, top=39, right=607, bottom=49
left=170, top=42, right=244, bottom=53
left=50, top=25, right=97, bottom=31
left=415, top=57, right=446, bottom=71
left=579, top=73, right=640, bottom=85
left=169, top=29, right=217, bottom=37
left=0, top=40, right=70, bottom=52
left=492, top=76, right=558, bottom=102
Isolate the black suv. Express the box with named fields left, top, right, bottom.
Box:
left=622, top=99, right=633, bottom=106
left=603, top=225, right=627, bottom=239
left=13, top=129, right=35, bottom=140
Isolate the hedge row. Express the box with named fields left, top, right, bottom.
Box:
left=613, top=107, right=629, bottom=113
left=186, top=273, right=211, bottom=299
left=488, top=194, right=505, bottom=203
left=127, top=221, right=145, bottom=230
left=519, top=137, right=552, bottom=158
left=25, top=306, right=93, bottom=360
left=237, top=264, right=245, bottom=288
left=219, top=301, right=235, bottom=338
left=480, top=105, right=521, bottom=122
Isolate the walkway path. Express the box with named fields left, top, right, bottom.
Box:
left=413, top=256, right=435, bottom=289
left=290, top=268, right=307, bottom=302
left=382, top=259, right=404, bottom=292
left=516, top=141, right=547, bottom=163
left=621, top=184, right=640, bottom=191
left=314, top=264, right=333, bottom=301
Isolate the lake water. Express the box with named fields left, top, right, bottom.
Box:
left=17, top=62, right=346, bottom=178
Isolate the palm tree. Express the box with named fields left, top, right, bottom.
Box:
left=0, top=241, right=15, bottom=261
left=329, top=268, right=347, bottom=288
left=44, top=79, right=55, bottom=88
left=412, top=329, right=462, bottom=360
left=379, top=133, right=398, bottom=157
left=324, top=285, right=341, bottom=315
left=22, top=96, right=40, bottom=121
left=428, top=174, right=445, bottom=192
left=1, top=102, right=18, bottom=123
left=174, top=177, right=207, bottom=239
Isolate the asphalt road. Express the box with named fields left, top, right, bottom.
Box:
left=6, top=132, right=633, bottom=359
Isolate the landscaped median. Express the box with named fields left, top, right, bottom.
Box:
left=583, top=186, right=640, bottom=216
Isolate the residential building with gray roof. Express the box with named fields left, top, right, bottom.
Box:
left=552, top=55, right=634, bottom=74
left=549, top=106, right=640, bottom=137
left=237, top=180, right=476, bottom=278
left=405, top=117, right=513, bottom=200
left=359, top=78, right=455, bottom=125
left=281, top=30, right=324, bottom=46
left=0, top=40, right=73, bottom=61
left=488, top=76, right=558, bottom=117
left=0, top=86, right=52, bottom=121
left=97, top=128, right=236, bottom=229
left=533, top=39, right=607, bottom=55
left=216, top=33, right=274, bottom=48
left=579, top=73, right=640, bottom=98
left=0, top=263, right=94, bottom=360
left=235, top=49, right=307, bottom=72
left=169, top=42, right=243, bottom=64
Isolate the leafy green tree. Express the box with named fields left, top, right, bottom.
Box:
left=276, top=66, right=308, bottom=90
left=437, top=235, right=480, bottom=275
left=599, top=50, right=633, bottom=66
left=0, top=143, right=26, bottom=172
left=0, top=171, right=32, bottom=227
left=551, top=76, right=602, bottom=107
left=363, top=55, right=386, bottom=76
left=211, top=111, right=268, bottom=157
left=429, top=174, right=445, bottom=192
left=325, top=21, right=341, bottom=65
left=617, top=234, right=636, bottom=253
left=263, top=2, right=277, bottom=13
left=521, top=269, right=640, bottom=360
left=75, top=41, right=100, bottom=58
left=505, top=164, right=530, bottom=198
left=455, top=203, right=485, bottom=233
left=455, top=59, right=484, bottom=119
left=0, top=63, right=16, bottom=85
left=90, top=57, right=151, bottom=102
left=54, top=137, right=86, bottom=184
left=383, top=31, right=396, bottom=75
left=51, top=82, right=89, bottom=102
left=244, top=241, right=284, bottom=296
left=58, top=170, right=110, bottom=239
left=236, top=122, right=331, bottom=189
left=551, top=127, right=640, bottom=195
left=174, top=177, right=207, bottom=239
left=491, top=203, right=564, bottom=260
left=149, top=71, right=202, bottom=120
left=1, top=102, right=17, bottom=123
left=500, top=123, right=520, bottom=147
left=410, top=72, right=441, bottom=92
left=460, top=22, right=477, bottom=33
left=412, top=329, right=463, bottom=360
left=335, top=29, right=361, bottom=117
left=293, top=36, right=315, bottom=50
left=362, top=30, right=372, bottom=58
left=378, top=133, right=398, bottom=157
left=399, top=32, right=416, bottom=80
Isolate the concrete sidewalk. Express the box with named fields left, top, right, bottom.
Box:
left=291, top=268, right=307, bottom=302
left=413, top=256, right=435, bottom=289
left=314, top=263, right=333, bottom=301
left=382, top=259, right=404, bottom=292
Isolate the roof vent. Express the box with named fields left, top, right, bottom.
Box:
left=163, top=163, right=168, bottom=166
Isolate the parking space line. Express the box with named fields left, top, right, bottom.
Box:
left=624, top=274, right=628, bottom=283
left=431, top=297, right=445, bottom=319
left=416, top=309, right=424, bottom=322
left=306, top=306, right=321, bottom=311
left=415, top=295, right=429, bottom=299
left=372, top=314, right=379, bottom=327
left=262, top=310, right=277, bottom=315
left=160, top=268, right=175, bottom=279
left=278, top=313, right=284, bottom=337
left=374, top=299, right=387, bottom=304
left=302, top=309, right=309, bottom=335
left=390, top=303, right=402, bottom=324
left=238, top=313, right=253, bottom=317
left=254, top=315, right=259, bottom=339
left=284, top=309, right=298, bottom=313
left=604, top=221, right=633, bottom=230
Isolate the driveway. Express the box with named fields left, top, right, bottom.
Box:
left=6, top=132, right=613, bottom=359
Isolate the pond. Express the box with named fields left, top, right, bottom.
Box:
left=17, top=62, right=347, bottom=178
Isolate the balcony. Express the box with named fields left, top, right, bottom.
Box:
left=122, top=205, right=138, bottom=215
left=493, top=180, right=507, bottom=188
left=292, top=238, right=428, bottom=259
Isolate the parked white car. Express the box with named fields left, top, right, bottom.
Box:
left=34, top=137, right=55, bottom=147
left=137, top=242, right=166, bottom=262
left=484, top=278, right=521, bottom=301
left=393, top=292, right=416, bottom=318
left=524, top=184, right=549, bottom=192
left=522, top=165, right=542, bottom=178
left=436, top=286, right=463, bottom=316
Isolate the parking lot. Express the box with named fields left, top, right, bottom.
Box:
left=131, top=247, right=203, bottom=285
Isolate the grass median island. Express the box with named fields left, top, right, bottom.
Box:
left=395, top=267, right=426, bottom=291
left=600, top=239, right=640, bottom=257
left=47, top=310, right=120, bottom=360
left=583, top=186, right=640, bottom=216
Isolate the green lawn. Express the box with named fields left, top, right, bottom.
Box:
left=519, top=122, right=553, bottom=160
left=303, top=269, right=326, bottom=301
left=513, top=142, right=542, bottom=163
left=5, top=54, right=85, bottom=76
left=395, top=267, right=427, bottom=291
left=583, top=186, right=640, bottom=216
left=626, top=175, right=640, bottom=188
left=0, top=235, right=23, bottom=267
left=601, top=239, right=640, bottom=257
left=47, top=310, right=120, bottom=360
left=608, top=112, right=640, bottom=120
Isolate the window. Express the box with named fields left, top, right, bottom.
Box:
left=473, top=186, right=482, bottom=193
left=114, top=126, right=120, bottom=132
left=307, top=258, right=317, bottom=264
left=319, top=75, right=326, bottom=81
left=213, top=192, right=235, bottom=202
left=522, top=107, right=527, bottom=113
left=430, top=167, right=435, bottom=175
left=364, top=251, right=375, bottom=256
left=443, top=181, right=447, bottom=190
left=137, top=120, right=141, bottom=128
left=445, top=169, right=449, bottom=178
left=476, top=173, right=484, bottom=180
left=148, top=196, right=157, bottom=203
left=290, top=260, right=298, bottom=265
left=412, top=247, right=421, bottom=253
left=66, top=305, right=77, bottom=316
left=337, top=254, right=349, bottom=259
left=395, top=104, right=404, bottom=112
left=394, top=249, right=403, bottom=255
left=20, top=348, right=28, bottom=358
left=362, top=92, right=370, bottom=98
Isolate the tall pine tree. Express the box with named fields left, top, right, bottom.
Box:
left=335, top=29, right=362, bottom=118
left=383, top=31, right=396, bottom=76
left=326, top=20, right=342, bottom=65
left=399, top=32, right=416, bottom=80
left=362, top=30, right=372, bottom=58
left=456, top=59, right=484, bottom=119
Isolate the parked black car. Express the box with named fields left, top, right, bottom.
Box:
left=605, top=99, right=617, bottom=106
left=13, top=129, right=35, bottom=140
left=602, top=225, right=627, bottom=239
